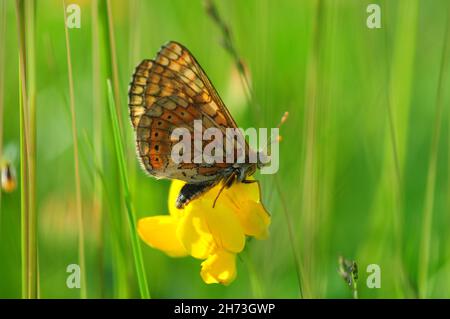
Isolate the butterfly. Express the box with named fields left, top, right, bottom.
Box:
left=128, top=41, right=263, bottom=209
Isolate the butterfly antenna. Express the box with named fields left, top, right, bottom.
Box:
left=277, top=111, right=289, bottom=128
left=262, top=111, right=289, bottom=154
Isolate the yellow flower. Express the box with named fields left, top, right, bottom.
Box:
left=137, top=178, right=271, bottom=285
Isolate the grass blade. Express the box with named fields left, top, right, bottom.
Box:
left=17, top=58, right=28, bottom=299
left=0, top=0, right=7, bottom=224
left=105, top=0, right=123, bottom=130
left=15, top=0, right=37, bottom=299
left=91, top=0, right=105, bottom=298
left=63, top=0, right=87, bottom=299
left=106, top=79, right=150, bottom=299
left=418, top=12, right=450, bottom=298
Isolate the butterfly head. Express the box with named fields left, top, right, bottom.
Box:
left=232, top=162, right=256, bottom=183
left=233, top=149, right=272, bottom=182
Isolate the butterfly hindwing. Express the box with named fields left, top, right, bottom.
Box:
left=135, top=95, right=233, bottom=183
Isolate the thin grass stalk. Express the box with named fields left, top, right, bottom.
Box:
left=127, top=0, right=140, bottom=195
left=107, top=79, right=150, bottom=299
left=15, top=4, right=28, bottom=297
left=275, top=175, right=304, bottom=298
left=96, top=0, right=131, bottom=298
left=418, top=13, right=450, bottom=298
left=443, top=4, right=450, bottom=295
left=128, top=0, right=141, bottom=70
left=358, top=0, right=417, bottom=298
left=0, top=0, right=5, bottom=144
left=24, top=0, right=37, bottom=299
left=84, top=132, right=130, bottom=298
left=382, top=7, right=407, bottom=298
left=91, top=0, right=105, bottom=298
left=105, top=0, right=123, bottom=130
left=63, top=0, right=87, bottom=299
left=15, top=0, right=37, bottom=299
left=204, top=0, right=259, bottom=114
left=17, top=63, right=29, bottom=299
left=382, top=0, right=419, bottom=297
left=299, top=0, right=322, bottom=298
left=0, top=0, right=6, bottom=221
left=316, top=0, right=339, bottom=296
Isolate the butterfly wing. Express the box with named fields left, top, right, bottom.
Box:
left=128, top=41, right=250, bottom=183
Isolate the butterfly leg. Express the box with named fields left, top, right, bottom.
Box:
left=242, top=179, right=257, bottom=184
left=212, top=173, right=237, bottom=208
left=176, top=181, right=218, bottom=209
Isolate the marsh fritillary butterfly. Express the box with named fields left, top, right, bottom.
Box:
left=128, top=41, right=262, bottom=208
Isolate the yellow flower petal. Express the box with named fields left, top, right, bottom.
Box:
left=176, top=199, right=246, bottom=258
left=210, top=179, right=271, bottom=239
left=176, top=207, right=217, bottom=259
left=200, top=250, right=237, bottom=285
left=234, top=200, right=271, bottom=239
left=168, top=179, right=185, bottom=218
left=138, top=216, right=188, bottom=257
left=222, top=177, right=260, bottom=203
left=189, top=197, right=246, bottom=253
left=148, top=178, right=271, bottom=285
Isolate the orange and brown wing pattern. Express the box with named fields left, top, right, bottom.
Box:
left=128, top=41, right=248, bottom=183
left=135, top=95, right=231, bottom=183
left=129, top=41, right=237, bottom=131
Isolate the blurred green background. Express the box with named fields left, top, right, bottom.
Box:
left=0, top=0, right=450, bottom=299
